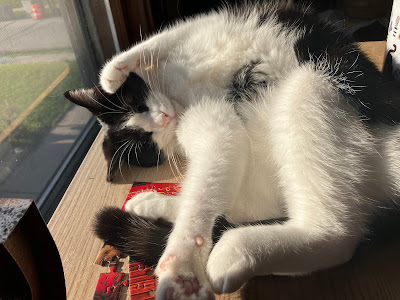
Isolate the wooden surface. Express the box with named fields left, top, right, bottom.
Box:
left=48, top=41, right=400, bottom=300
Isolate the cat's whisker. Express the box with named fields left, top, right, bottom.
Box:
left=127, top=140, right=136, bottom=172
left=162, top=52, right=172, bottom=94
left=170, top=151, right=180, bottom=177
left=137, top=141, right=143, bottom=153
left=346, top=48, right=358, bottom=55
left=119, top=141, right=132, bottom=183
left=349, top=52, right=360, bottom=70
left=154, top=45, right=163, bottom=94
left=156, top=148, right=162, bottom=171
left=86, top=91, right=119, bottom=112
left=108, top=140, right=130, bottom=180
left=97, top=111, right=125, bottom=117
left=156, top=45, right=160, bottom=70
left=174, top=152, right=184, bottom=177
left=150, top=47, right=154, bottom=70
left=93, top=83, right=128, bottom=111
left=142, top=49, right=155, bottom=92
left=346, top=70, right=363, bottom=75
left=171, top=151, right=184, bottom=178
left=166, top=149, right=179, bottom=179
left=139, top=48, right=144, bottom=75
left=134, top=143, right=141, bottom=166
left=150, top=47, right=161, bottom=94
left=116, top=89, right=129, bottom=108
left=146, top=64, right=156, bottom=92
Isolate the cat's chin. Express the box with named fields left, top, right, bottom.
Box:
left=152, top=120, right=178, bottom=149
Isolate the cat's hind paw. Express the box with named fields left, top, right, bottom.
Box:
left=155, top=244, right=215, bottom=300
left=157, top=275, right=215, bottom=300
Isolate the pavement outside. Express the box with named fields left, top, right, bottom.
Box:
left=0, top=17, right=71, bottom=52
left=0, top=16, right=93, bottom=203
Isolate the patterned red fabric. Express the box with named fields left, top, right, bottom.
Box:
left=93, top=266, right=128, bottom=300
left=122, top=182, right=181, bottom=211
left=94, top=183, right=180, bottom=299
left=128, top=261, right=156, bottom=300
left=123, top=183, right=180, bottom=299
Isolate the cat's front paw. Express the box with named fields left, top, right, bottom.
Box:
left=207, top=229, right=256, bottom=294
left=100, top=58, right=131, bottom=93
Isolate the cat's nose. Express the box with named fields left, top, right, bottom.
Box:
left=161, top=112, right=173, bottom=127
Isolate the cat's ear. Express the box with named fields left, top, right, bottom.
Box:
left=64, top=88, right=101, bottom=115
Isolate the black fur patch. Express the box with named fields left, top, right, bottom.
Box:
left=273, top=3, right=400, bottom=124
left=94, top=207, right=288, bottom=266
left=65, top=73, right=166, bottom=181
left=65, top=73, right=150, bottom=125
left=228, top=61, right=268, bottom=103
left=103, top=128, right=164, bottom=182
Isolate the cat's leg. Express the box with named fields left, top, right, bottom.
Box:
left=207, top=65, right=375, bottom=294
left=99, top=22, right=195, bottom=93
left=124, top=192, right=179, bottom=223
left=207, top=221, right=363, bottom=294
left=155, top=99, right=249, bottom=299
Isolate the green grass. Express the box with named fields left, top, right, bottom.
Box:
left=0, top=61, right=83, bottom=146
left=0, top=0, right=22, bottom=9
left=13, top=10, right=28, bottom=19
left=3, top=48, right=74, bottom=57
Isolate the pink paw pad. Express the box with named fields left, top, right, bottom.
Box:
left=194, top=235, right=204, bottom=247
left=178, top=277, right=200, bottom=295
left=159, top=254, right=175, bottom=271
left=165, top=277, right=215, bottom=300
left=114, top=65, right=128, bottom=71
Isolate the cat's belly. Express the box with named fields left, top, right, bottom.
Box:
left=227, top=164, right=285, bottom=223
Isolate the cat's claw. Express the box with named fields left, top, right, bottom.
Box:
left=100, top=59, right=131, bottom=94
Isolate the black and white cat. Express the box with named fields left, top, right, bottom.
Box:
left=65, top=1, right=400, bottom=299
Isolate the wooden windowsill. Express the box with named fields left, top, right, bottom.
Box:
left=48, top=41, right=400, bottom=300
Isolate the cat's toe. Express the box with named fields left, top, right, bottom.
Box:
left=157, top=276, right=215, bottom=300
left=155, top=248, right=214, bottom=299
left=207, top=231, right=255, bottom=294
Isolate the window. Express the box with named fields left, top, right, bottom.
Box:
left=0, top=0, right=116, bottom=221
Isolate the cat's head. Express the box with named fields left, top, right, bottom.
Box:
left=65, top=73, right=178, bottom=182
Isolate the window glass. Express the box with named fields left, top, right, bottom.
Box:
left=0, top=0, right=94, bottom=216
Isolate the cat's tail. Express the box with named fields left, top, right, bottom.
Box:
left=94, top=207, right=286, bottom=267
left=93, top=207, right=170, bottom=266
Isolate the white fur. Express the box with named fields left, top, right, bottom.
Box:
left=101, top=5, right=399, bottom=299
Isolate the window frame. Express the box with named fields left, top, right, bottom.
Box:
left=36, top=0, right=118, bottom=222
